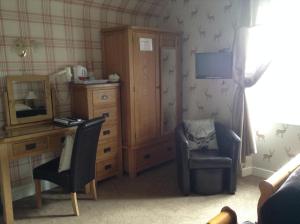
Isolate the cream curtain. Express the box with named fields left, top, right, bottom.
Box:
left=232, top=0, right=272, bottom=162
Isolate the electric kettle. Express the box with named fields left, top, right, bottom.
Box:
left=73, top=65, right=88, bottom=83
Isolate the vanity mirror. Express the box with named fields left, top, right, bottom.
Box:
left=4, top=75, right=53, bottom=128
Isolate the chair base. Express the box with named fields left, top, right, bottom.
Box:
left=191, top=168, right=223, bottom=195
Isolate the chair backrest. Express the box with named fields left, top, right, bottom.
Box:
left=70, top=116, right=105, bottom=192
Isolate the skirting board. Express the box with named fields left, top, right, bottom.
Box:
left=242, top=167, right=275, bottom=179
left=12, top=181, right=57, bottom=201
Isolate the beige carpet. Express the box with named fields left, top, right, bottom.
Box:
left=11, top=162, right=261, bottom=224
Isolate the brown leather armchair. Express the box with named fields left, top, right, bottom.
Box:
left=175, top=122, right=241, bottom=195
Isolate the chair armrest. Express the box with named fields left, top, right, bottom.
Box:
left=207, top=207, right=237, bottom=224
left=175, top=125, right=189, bottom=149
left=215, top=122, right=241, bottom=144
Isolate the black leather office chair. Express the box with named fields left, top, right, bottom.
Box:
left=33, top=117, right=105, bottom=216
left=176, top=122, right=240, bottom=195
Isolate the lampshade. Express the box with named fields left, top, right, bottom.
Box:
left=25, top=91, right=37, bottom=100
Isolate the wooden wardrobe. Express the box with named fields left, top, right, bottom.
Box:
left=102, top=26, right=182, bottom=177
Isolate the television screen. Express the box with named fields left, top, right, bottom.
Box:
left=195, top=52, right=233, bottom=79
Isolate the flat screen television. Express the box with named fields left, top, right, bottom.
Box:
left=195, top=52, right=233, bottom=79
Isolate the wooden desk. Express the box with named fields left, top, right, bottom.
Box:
left=0, top=124, right=76, bottom=223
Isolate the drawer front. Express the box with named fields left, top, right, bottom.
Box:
left=96, top=158, right=118, bottom=180
left=92, top=89, right=117, bottom=107
left=93, top=107, right=118, bottom=123
left=100, top=124, right=118, bottom=141
left=96, top=139, right=118, bottom=161
left=49, top=134, right=66, bottom=151
left=12, top=137, right=48, bottom=157
left=136, top=142, right=175, bottom=170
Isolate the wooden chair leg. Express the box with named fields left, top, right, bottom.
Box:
left=91, top=179, right=97, bottom=200
left=85, top=183, right=91, bottom=195
left=71, top=192, right=80, bottom=216
left=34, top=179, right=42, bottom=208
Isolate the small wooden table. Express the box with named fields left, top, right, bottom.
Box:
left=0, top=124, right=76, bottom=223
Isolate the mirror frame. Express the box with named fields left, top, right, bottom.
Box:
left=6, top=75, right=53, bottom=126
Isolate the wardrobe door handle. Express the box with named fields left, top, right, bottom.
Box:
left=25, top=143, right=36, bottom=151
left=144, top=154, right=151, bottom=160
left=105, top=164, right=112, bottom=170
left=102, top=112, right=110, bottom=117
left=103, top=130, right=110, bottom=135
left=104, top=147, right=111, bottom=153
left=101, top=95, right=108, bottom=100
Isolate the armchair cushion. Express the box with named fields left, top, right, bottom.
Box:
left=183, top=119, right=218, bottom=150
left=189, top=155, right=232, bottom=169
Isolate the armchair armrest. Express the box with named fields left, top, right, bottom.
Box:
left=215, top=122, right=241, bottom=143
left=207, top=207, right=237, bottom=224
left=175, top=124, right=189, bottom=149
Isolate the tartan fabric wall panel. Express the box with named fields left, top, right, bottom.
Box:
left=0, top=0, right=163, bottom=195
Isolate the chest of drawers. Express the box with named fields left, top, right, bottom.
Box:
left=71, top=83, right=122, bottom=182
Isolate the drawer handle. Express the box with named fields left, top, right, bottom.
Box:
left=103, top=130, right=110, bottom=135
left=25, top=143, right=37, bottom=151
left=101, top=95, right=108, bottom=100
left=144, top=154, right=151, bottom=160
left=104, top=164, right=112, bottom=170
left=104, top=147, right=111, bottom=153
left=102, top=112, right=110, bottom=117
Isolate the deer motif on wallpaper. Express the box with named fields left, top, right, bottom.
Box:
left=211, top=111, right=219, bottom=118
left=198, top=26, right=206, bottom=38
left=163, top=15, right=170, bottom=23
left=207, top=13, right=215, bottom=22
left=276, top=124, right=289, bottom=138
left=204, top=89, right=212, bottom=100
left=263, top=149, right=275, bottom=161
left=214, top=31, right=222, bottom=42
left=176, top=17, right=184, bottom=25
left=183, top=71, right=189, bottom=79
left=285, top=146, right=296, bottom=158
left=197, top=104, right=204, bottom=113
left=183, top=34, right=190, bottom=43
left=224, top=1, right=233, bottom=13
left=191, top=8, right=198, bottom=17
left=256, top=131, right=265, bottom=141
left=189, top=84, right=197, bottom=92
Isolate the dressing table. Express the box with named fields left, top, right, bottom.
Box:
left=0, top=75, right=76, bottom=223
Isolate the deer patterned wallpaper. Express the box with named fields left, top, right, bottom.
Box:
left=159, top=0, right=239, bottom=127
left=253, top=123, right=300, bottom=175
left=159, top=0, right=300, bottom=176
left=0, top=0, right=164, bottom=200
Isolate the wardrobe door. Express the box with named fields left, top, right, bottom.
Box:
left=160, top=34, right=181, bottom=135
left=132, top=32, right=160, bottom=144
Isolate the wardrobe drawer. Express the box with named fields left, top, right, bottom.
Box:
left=12, top=137, right=48, bottom=158
left=96, top=139, right=118, bottom=161
left=100, top=124, right=118, bottom=141
left=96, top=158, right=118, bottom=180
left=159, top=141, right=175, bottom=161
left=93, top=106, right=118, bottom=124
left=92, top=89, right=117, bottom=107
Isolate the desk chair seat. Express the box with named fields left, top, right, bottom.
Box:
left=33, top=117, right=105, bottom=216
